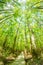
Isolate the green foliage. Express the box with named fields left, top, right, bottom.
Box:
left=0, top=0, right=43, bottom=60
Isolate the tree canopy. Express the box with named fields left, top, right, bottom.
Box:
left=0, top=0, right=43, bottom=59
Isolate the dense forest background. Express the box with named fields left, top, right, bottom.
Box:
left=0, top=0, right=43, bottom=65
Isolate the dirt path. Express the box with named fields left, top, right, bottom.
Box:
left=6, top=52, right=25, bottom=65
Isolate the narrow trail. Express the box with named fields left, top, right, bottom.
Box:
left=6, top=52, right=25, bottom=65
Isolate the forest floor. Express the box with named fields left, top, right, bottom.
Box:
left=0, top=52, right=43, bottom=65
left=6, top=52, right=43, bottom=65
